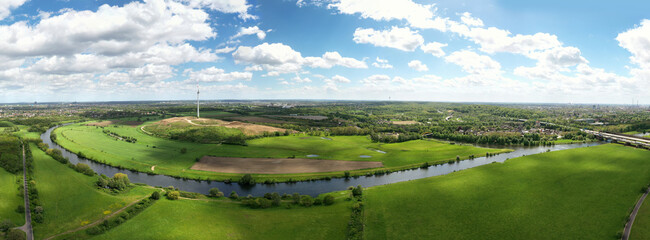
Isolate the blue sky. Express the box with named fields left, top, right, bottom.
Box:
left=0, top=0, right=648, bottom=104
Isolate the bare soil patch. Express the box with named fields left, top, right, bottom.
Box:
left=86, top=121, right=114, bottom=127
left=391, top=121, right=421, bottom=125
left=192, top=156, right=383, bottom=174
left=149, top=117, right=289, bottom=135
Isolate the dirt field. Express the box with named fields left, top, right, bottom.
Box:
left=191, top=156, right=383, bottom=174
left=150, top=117, right=288, bottom=135
left=225, top=116, right=290, bottom=124
left=391, top=121, right=421, bottom=125
left=86, top=121, right=114, bottom=127
left=86, top=120, right=143, bottom=127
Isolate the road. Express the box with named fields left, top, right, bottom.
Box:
left=17, top=143, right=34, bottom=240
left=622, top=186, right=650, bottom=240
left=582, top=130, right=650, bottom=147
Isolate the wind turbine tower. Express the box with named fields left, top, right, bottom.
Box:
left=196, top=80, right=200, bottom=118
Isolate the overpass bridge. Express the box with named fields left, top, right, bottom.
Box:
left=582, top=130, right=650, bottom=149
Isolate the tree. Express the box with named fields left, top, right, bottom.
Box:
left=108, top=173, right=130, bottom=190
left=352, top=185, right=363, bottom=197
left=167, top=191, right=180, bottom=200
left=209, top=188, right=223, bottom=198
left=271, top=193, right=281, bottom=206
left=239, top=174, right=255, bottom=185
left=292, top=193, right=300, bottom=204
left=150, top=191, right=161, bottom=200
left=33, top=206, right=44, bottom=214
left=323, top=195, right=335, bottom=205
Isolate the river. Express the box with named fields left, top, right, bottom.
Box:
left=41, top=126, right=602, bottom=197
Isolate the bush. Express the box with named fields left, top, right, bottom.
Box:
left=6, top=228, right=25, bottom=240
left=150, top=191, right=161, bottom=200
left=167, top=191, right=180, bottom=200
left=323, top=195, right=335, bottom=205
left=300, top=195, right=313, bottom=207
left=292, top=193, right=300, bottom=204
left=74, top=163, right=95, bottom=176
left=15, top=205, right=24, bottom=214
left=0, top=219, right=14, bottom=232
left=209, top=188, right=223, bottom=198
left=229, top=191, right=239, bottom=200
left=180, top=148, right=187, bottom=154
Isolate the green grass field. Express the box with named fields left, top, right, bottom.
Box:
left=89, top=198, right=351, bottom=240
left=630, top=193, right=650, bottom=240
left=31, top=144, right=154, bottom=239
left=0, top=167, right=24, bottom=226
left=364, top=144, right=650, bottom=239
left=52, top=123, right=509, bottom=181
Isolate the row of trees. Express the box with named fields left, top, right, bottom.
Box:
left=102, top=129, right=137, bottom=143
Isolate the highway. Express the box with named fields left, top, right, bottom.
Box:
left=582, top=129, right=650, bottom=147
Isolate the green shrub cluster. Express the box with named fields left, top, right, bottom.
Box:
left=166, top=126, right=248, bottom=145
left=86, top=195, right=158, bottom=235
left=96, top=173, right=131, bottom=192
left=102, top=129, right=137, bottom=143
left=346, top=185, right=364, bottom=240
left=23, top=144, right=44, bottom=224
left=0, top=135, right=22, bottom=174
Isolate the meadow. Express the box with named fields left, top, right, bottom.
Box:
left=30, top=144, right=154, bottom=239
left=88, top=198, right=351, bottom=240
left=363, top=144, right=650, bottom=239
left=630, top=193, right=650, bottom=240
left=52, top=122, right=509, bottom=181
left=0, top=167, right=24, bottom=227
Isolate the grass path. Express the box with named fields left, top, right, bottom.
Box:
left=624, top=186, right=650, bottom=240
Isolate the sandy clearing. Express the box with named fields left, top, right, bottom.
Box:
left=191, top=156, right=383, bottom=174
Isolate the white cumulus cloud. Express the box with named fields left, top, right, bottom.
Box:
left=353, top=26, right=424, bottom=51
left=408, top=60, right=428, bottom=72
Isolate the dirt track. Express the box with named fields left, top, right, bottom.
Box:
left=191, top=156, right=383, bottom=174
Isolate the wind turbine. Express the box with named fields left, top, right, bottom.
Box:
left=196, top=78, right=200, bottom=118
